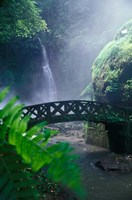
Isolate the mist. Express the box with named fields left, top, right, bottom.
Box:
left=1, top=0, right=131, bottom=105
left=58, top=0, right=132, bottom=100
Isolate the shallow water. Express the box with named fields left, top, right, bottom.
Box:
left=54, top=135, right=132, bottom=200
left=78, top=148, right=132, bottom=200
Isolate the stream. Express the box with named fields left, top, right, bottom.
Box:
left=49, top=122, right=132, bottom=200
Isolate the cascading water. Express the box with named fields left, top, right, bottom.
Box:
left=39, top=39, right=57, bottom=102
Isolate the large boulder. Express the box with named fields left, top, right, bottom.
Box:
left=92, top=19, right=132, bottom=106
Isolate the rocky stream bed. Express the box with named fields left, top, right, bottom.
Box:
left=37, top=122, right=132, bottom=200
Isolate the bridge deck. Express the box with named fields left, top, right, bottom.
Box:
left=22, top=100, right=132, bottom=126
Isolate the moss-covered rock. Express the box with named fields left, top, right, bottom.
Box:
left=115, top=19, right=132, bottom=40
left=90, top=19, right=132, bottom=106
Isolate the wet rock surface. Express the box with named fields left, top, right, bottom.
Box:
left=94, top=154, right=132, bottom=173
left=48, top=122, right=132, bottom=174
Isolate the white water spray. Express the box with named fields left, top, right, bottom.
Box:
left=39, top=39, right=57, bottom=102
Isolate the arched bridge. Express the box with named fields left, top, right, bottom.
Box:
left=22, top=100, right=132, bottom=154
left=22, top=100, right=132, bottom=126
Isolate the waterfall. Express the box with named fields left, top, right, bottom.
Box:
left=39, top=39, right=57, bottom=102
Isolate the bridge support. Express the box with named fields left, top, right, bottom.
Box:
left=106, top=123, right=132, bottom=154
left=84, top=122, right=109, bottom=148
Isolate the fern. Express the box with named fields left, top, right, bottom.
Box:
left=0, top=145, right=38, bottom=200
left=0, top=88, right=86, bottom=200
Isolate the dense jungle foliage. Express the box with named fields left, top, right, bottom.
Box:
left=0, top=0, right=47, bottom=102
left=0, top=0, right=47, bottom=42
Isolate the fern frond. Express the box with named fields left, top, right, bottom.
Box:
left=0, top=88, right=86, bottom=199
left=10, top=125, right=85, bottom=198
left=0, top=87, right=9, bottom=102
left=0, top=145, right=38, bottom=200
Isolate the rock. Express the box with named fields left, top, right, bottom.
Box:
left=83, top=19, right=132, bottom=106
left=95, top=153, right=132, bottom=173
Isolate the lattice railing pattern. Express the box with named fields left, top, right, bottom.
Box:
left=22, top=100, right=132, bottom=125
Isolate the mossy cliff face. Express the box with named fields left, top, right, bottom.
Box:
left=92, top=19, right=132, bottom=106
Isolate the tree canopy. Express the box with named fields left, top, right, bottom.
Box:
left=0, top=0, right=47, bottom=43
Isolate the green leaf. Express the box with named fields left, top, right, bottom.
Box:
left=0, top=145, right=38, bottom=200
left=0, top=96, right=19, bottom=119
left=0, top=88, right=86, bottom=199
left=0, top=88, right=9, bottom=102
